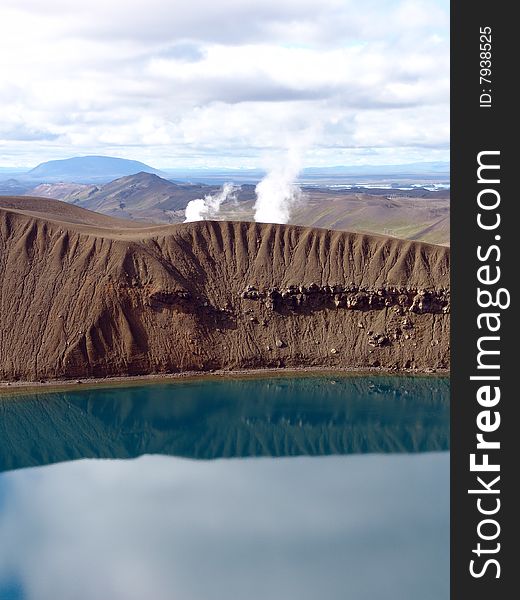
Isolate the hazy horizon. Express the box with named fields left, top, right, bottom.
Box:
left=1, top=155, right=450, bottom=174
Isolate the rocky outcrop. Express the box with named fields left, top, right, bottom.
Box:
left=0, top=197, right=450, bottom=381
left=241, top=284, right=449, bottom=314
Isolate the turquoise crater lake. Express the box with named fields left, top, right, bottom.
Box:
left=0, top=376, right=449, bottom=600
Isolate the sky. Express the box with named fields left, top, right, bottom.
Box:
left=0, top=0, right=449, bottom=169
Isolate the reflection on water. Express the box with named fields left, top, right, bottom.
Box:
left=0, top=376, right=449, bottom=600
left=0, top=376, right=449, bottom=471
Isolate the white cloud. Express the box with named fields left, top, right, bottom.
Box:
left=0, top=0, right=449, bottom=168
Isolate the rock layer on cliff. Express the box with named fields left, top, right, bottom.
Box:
left=0, top=197, right=450, bottom=381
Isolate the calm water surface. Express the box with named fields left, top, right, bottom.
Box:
left=0, top=376, right=449, bottom=600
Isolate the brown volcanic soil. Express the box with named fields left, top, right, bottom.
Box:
left=0, top=196, right=450, bottom=382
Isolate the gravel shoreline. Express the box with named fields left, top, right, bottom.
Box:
left=0, top=365, right=449, bottom=396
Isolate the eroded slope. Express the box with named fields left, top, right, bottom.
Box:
left=0, top=197, right=450, bottom=381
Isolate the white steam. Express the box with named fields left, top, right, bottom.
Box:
left=185, top=129, right=319, bottom=225
left=184, top=183, right=238, bottom=222
left=253, top=133, right=314, bottom=224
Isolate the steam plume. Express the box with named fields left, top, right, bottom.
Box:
left=253, top=134, right=313, bottom=224
left=184, top=183, right=238, bottom=222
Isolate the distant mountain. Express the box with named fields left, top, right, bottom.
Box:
left=24, top=155, right=164, bottom=183
left=0, top=178, right=32, bottom=195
